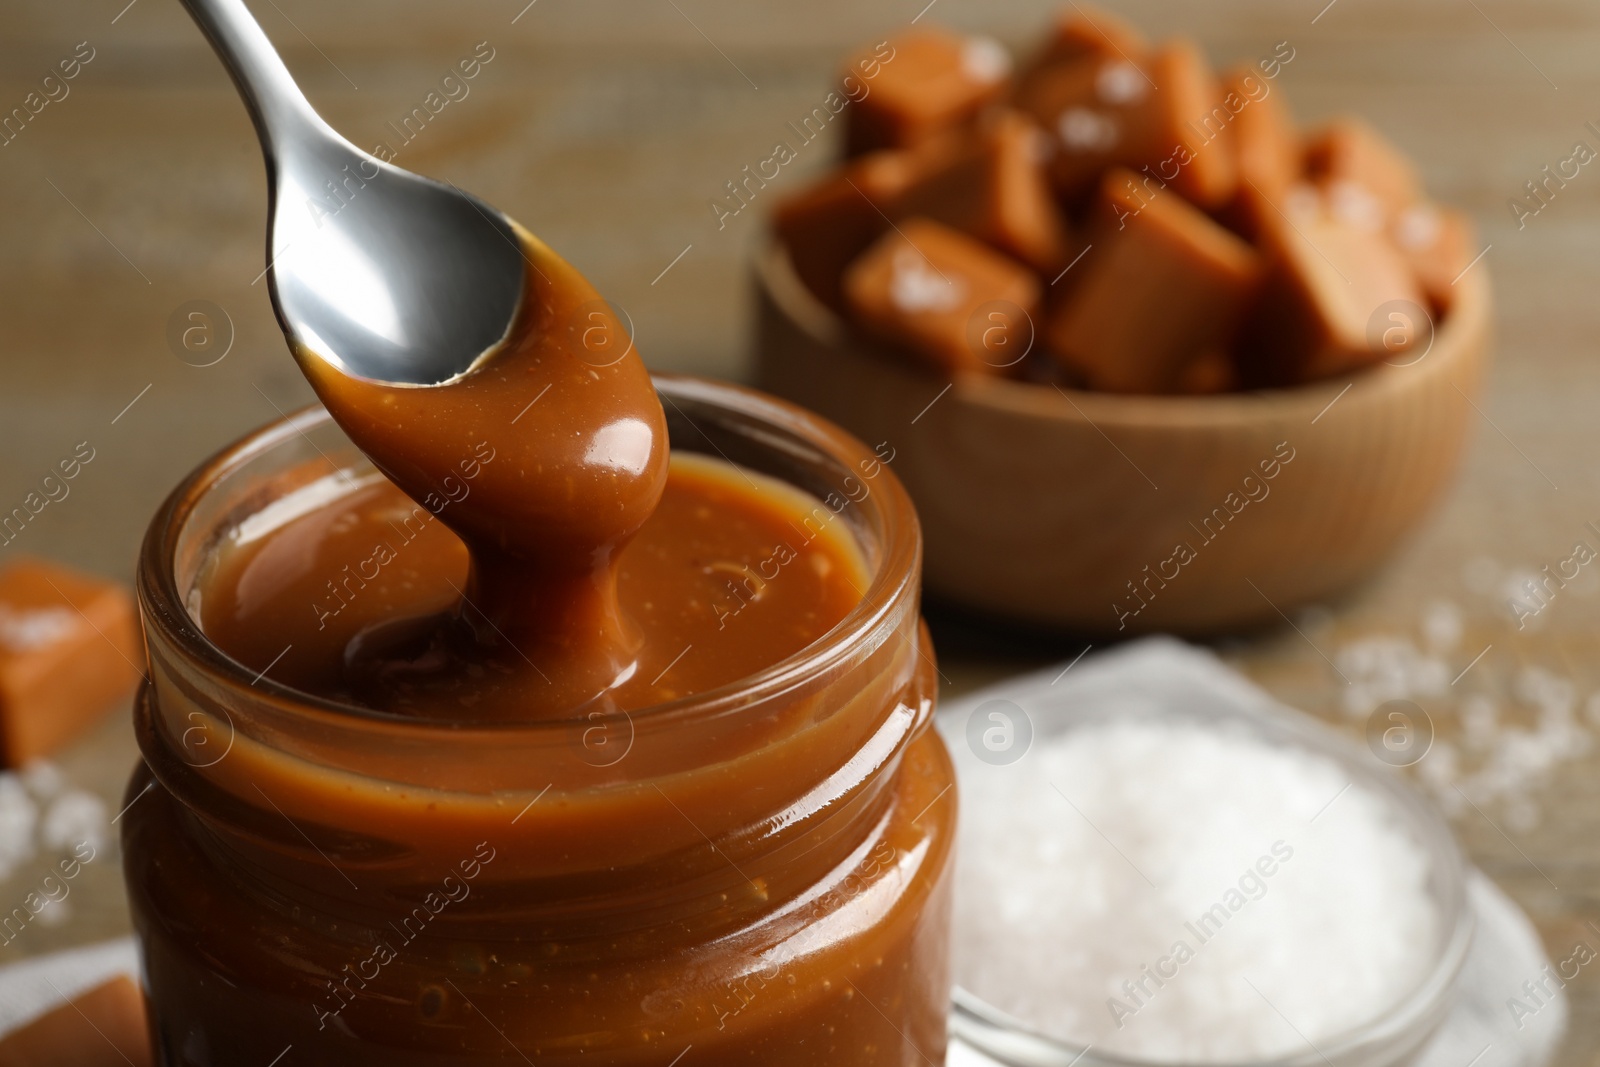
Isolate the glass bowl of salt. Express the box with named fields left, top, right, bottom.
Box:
left=942, top=643, right=1473, bottom=1067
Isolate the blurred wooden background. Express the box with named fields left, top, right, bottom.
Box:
left=2, top=0, right=1600, bottom=1062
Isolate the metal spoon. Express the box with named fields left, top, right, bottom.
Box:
left=180, top=0, right=525, bottom=386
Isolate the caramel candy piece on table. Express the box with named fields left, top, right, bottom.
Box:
left=1243, top=187, right=1427, bottom=384
left=844, top=28, right=1012, bottom=156
left=844, top=217, right=1041, bottom=375
left=1046, top=168, right=1261, bottom=393
left=897, top=110, right=1072, bottom=274
left=1017, top=41, right=1238, bottom=208
left=0, top=975, right=153, bottom=1067
left=0, top=557, right=139, bottom=767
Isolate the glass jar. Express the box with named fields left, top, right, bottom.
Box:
left=122, top=375, right=954, bottom=1066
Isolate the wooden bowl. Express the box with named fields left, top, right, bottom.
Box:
left=754, top=241, right=1491, bottom=635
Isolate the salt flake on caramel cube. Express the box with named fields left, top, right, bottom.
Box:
left=1016, top=3, right=1148, bottom=100
left=1017, top=41, right=1237, bottom=208
left=772, top=147, right=929, bottom=311
left=897, top=110, right=1072, bottom=274
left=1392, top=202, right=1478, bottom=311
left=1244, top=185, right=1428, bottom=383
left=0, top=557, right=140, bottom=767
left=844, top=28, right=1013, bottom=156
left=1046, top=168, right=1261, bottom=394
left=1305, top=117, right=1422, bottom=226
left=844, top=217, right=1041, bottom=375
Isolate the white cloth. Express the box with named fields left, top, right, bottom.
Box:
left=0, top=936, right=138, bottom=1034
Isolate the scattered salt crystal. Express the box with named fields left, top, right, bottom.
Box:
left=1056, top=107, right=1118, bottom=153
left=960, top=36, right=1012, bottom=84
left=1461, top=694, right=1498, bottom=751
left=20, top=760, right=63, bottom=801
left=35, top=898, right=71, bottom=927
left=889, top=249, right=965, bottom=314
left=1095, top=61, right=1148, bottom=105
left=1417, top=740, right=1463, bottom=814
left=1502, top=568, right=1545, bottom=627
left=0, top=774, right=39, bottom=876
left=1518, top=667, right=1574, bottom=719
left=39, top=790, right=107, bottom=855
left=1398, top=654, right=1594, bottom=830
left=954, top=719, right=1438, bottom=1061
left=1335, top=635, right=1447, bottom=717
left=1330, top=616, right=1598, bottom=832
left=1422, top=600, right=1463, bottom=654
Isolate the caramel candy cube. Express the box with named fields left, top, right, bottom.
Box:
left=1245, top=187, right=1428, bottom=383
left=0, top=975, right=153, bottom=1067
left=1046, top=169, right=1262, bottom=393
left=1219, top=66, right=1301, bottom=239
left=1018, top=3, right=1147, bottom=95
left=0, top=558, right=139, bottom=767
left=1305, top=118, right=1421, bottom=224
left=844, top=218, right=1041, bottom=375
left=1392, top=202, right=1477, bottom=309
left=897, top=110, right=1071, bottom=274
left=1042, top=3, right=1147, bottom=64
left=844, top=28, right=1012, bottom=156
left=1018, top=42, right=1237, bottom=208
left=1224, top=68, right=1299, bottom=193
left=773, top=148, right=927, bottom=311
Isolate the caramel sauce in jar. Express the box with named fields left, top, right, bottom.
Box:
left=123, top=231, right=954, bottom=1064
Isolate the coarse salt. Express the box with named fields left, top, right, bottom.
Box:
left=39, top=790, right=108, bottom=856
left=1335, top=604, right=1594, bottom=831
left=960, top=36, right=1012, bottom=84
left=889, top=250, right=965, bottom=314
left=1056, top=107, right=1118, bottom=153
left=1095, top=61, right=1148, bottom=105
left=954, top=717, right=1439, bottom=1061
left=0, top=606, right=76, bottom=653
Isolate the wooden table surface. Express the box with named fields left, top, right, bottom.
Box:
left=2, top=0, right=1598, bottom=1062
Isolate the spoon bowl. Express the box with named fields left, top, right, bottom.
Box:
left=182, top=0, right=525, bottom=386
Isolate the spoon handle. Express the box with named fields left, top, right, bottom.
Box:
left=178, top=0, right=329, bottom=158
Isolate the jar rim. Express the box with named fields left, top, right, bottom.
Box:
left=136, top=373, right=924, bottom=738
